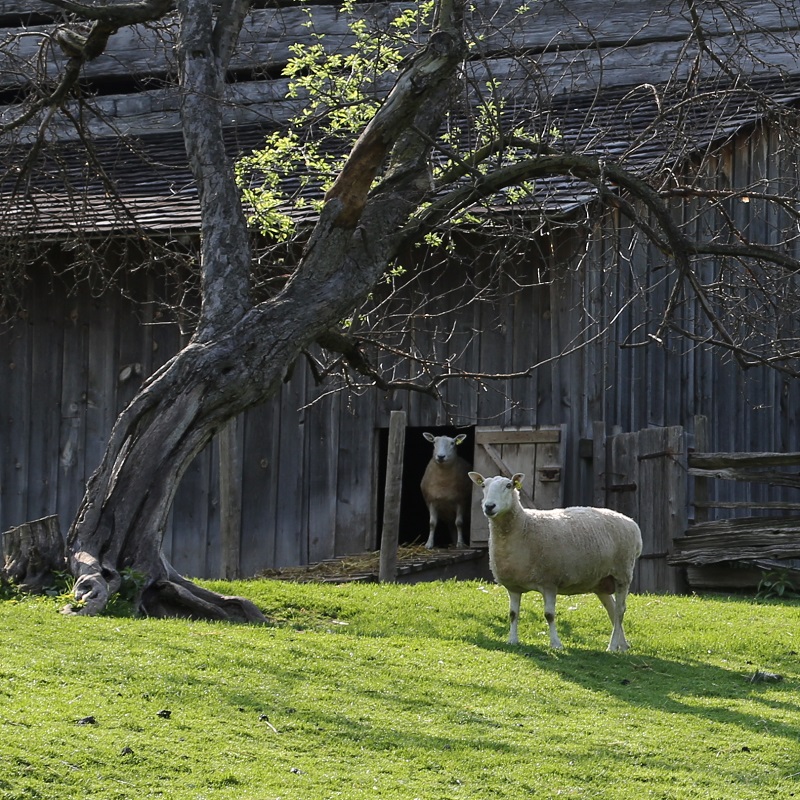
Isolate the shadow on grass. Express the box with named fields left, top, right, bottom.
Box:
left=463, top=613, right=800, bottom=750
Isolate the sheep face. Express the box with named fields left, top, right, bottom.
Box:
left=469, top=472, right=524, bottom=519
left=423, top=432, right=466, bottom=464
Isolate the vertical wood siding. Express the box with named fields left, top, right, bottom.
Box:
left=3, top=126, right=800, bottom=576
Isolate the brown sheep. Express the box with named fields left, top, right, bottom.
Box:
left=420, top=432, right=472, bottom=549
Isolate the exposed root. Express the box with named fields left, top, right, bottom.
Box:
left=140, top=571, right=268, bottom=622
left=61, top=572, right=116, bottom=616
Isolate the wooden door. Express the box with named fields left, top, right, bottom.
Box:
left=469, top=426, right=566, bottom=546
left=602, top=426, right=687, bottom=594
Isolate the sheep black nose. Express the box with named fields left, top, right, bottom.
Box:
left=436, top=455, right=446, bottom=463
left=484, top=503, right=496, bottom=516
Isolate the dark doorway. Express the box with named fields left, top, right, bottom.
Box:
left=377, top=424, right=475, bottom=548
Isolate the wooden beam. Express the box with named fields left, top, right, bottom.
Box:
left=688, top=467, right=800, bottom=489
left=475, top=427, right=560, bottom=445
left=379, top=410, right=406, bottom=583
left=689, top=451, right=800, bottom=469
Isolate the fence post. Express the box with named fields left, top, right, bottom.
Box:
left=379, top=410, right=406, bottom=583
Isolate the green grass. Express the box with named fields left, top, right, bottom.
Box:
left=1, top=579, right=799, bottom=799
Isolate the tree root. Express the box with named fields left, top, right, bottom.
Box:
left=140, top=574, right=268, bottom=622
left=58, top=551, right=269, bottom=623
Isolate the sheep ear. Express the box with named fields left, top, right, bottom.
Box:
left=468, top=472, right=485, bottom=487
left=423, top=432, right=435, bottom=442
left=454, top=434, right=466, bottom=445
left=512, top=473, right=525, bottom=490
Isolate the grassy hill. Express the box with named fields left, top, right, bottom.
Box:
left=1, top=579, right=798, bottom=799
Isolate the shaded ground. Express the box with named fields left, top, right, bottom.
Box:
left=259, top=545, right=489, bottom=583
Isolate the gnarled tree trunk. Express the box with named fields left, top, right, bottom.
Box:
left=60, top=0, right=467, bottom=619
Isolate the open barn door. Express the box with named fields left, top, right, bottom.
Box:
left=469, top=426, right=566, bottom=546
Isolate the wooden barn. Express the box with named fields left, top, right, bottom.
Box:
left=2, top=0, right=800, bottom=593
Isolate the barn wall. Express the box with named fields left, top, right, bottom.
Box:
left=3, top=123, right=800, bottom=577
left=0, top=243, right=560, bottom=576
left=571, top=123, right=800, bottom=515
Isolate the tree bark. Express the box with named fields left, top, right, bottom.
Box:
left=63, top=0, right=467, bottom=619
left=2, top=516, right=66, bottom=592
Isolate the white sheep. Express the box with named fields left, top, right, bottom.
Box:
left=469, top=471, right=643, bottom=651
left=420, top=432, right=472, bottom=549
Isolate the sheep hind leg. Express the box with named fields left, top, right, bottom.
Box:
left=595, top=592, right=621, bottom=651
left=542, top=589, right=563, bottom=649
left=607, top=586, right=631, bottom=652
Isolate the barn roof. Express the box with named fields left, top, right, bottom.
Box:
left=3, top=71, right=800, bottom=238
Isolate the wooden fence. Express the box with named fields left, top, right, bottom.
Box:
left=669, top=418, right=800, bottom=591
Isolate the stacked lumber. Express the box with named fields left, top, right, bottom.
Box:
left=670, top=449, right=800, bottom=590
left=670, top=516, right=800, bottom=566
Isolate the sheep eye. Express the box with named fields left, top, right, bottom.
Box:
left=505, top=482, right=512, bottom=490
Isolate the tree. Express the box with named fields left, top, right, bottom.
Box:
left=3, top=0, right=800, bottom=617
left=2, top=0, right=470, bottom=619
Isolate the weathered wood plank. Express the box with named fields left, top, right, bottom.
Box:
left=640, top=427, right=687, bottom=593
left=27, top=288, right=62, bottom=520
left=475, top=428, right=561, bottom=445
left=239, top=401, right=280, bottom=574
left=688, top=467, right=800, bottom=489
left=532, top=425, right=565, bottom=511
left=274, top=368, right=307, bottom=568
left=0, top=312, right=31, bottom=537
left=335, top=399, right=375, bottom=554
left=170, top=444, right=212, bottom=578
left=605, top=430, right=641, bottom=588
left=379, top=410, right=406, bottom=582
left=204, top=435, right=222, bottom=578
left=670, top=532, right=800, bottom=565
left=683, top=515, right=800, bottom=535
left=306, top=388, right=340, bottom=564
left=591, top=421, right=607, bottom=507
left=694, top=500, right=800, bottom=510
left=56, top=294, right=89, bottom=534
left=689, top=451, right=800, bottom=469
left=83, top=294, right=116, bottom=495
left=217, top=417, right=242, bottom=579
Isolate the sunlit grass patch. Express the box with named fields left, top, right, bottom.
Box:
left=1, top=582, right=798, bottom=799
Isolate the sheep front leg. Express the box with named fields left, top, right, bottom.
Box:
left=507, top=589, right=521, bottom=645
left=424, top=504, right=437, bottom=549
left=542, top=589, right=563, bottom=649
left=454, top=504, right=466, bottom=548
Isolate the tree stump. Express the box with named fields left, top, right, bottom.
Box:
left=2, top=515, right=66, bottom=592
